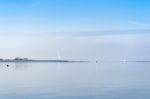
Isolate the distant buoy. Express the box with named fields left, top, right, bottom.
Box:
left=96, top=59, right=98, bottom=63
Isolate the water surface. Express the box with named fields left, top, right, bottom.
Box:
left=0, top=62, right=150, bottom=99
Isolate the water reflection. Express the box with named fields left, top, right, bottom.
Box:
left=14, top=62, right=28, bottom=69
left=56, top=63, right=62, bottom=73
left=0, top=62, right=149, bottom=99
left=0, top=63, right=28, bottom=70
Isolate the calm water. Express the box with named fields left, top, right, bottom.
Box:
left=0, top=62, right=150, bottom=99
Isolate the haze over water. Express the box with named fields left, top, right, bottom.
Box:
left=0, top=33, right=150, bottom=99
left=0, top=0, right=150, bottom=99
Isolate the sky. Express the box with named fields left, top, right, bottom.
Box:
left=0, top=0, right=149, bottom=35
left=0, top=0, right=150, bottom=60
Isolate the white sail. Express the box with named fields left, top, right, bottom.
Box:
left=57, top=49, right=61, bottom=60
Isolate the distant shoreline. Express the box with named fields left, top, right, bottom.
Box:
left=0, top=57, right=89, bottom=63
left=0, top=60, right=89, bottom=63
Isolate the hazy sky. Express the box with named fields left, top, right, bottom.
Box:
left=0, top=0, right=150, bottom=60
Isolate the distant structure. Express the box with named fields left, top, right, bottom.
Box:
left=14, top=57, right=29, bottom=61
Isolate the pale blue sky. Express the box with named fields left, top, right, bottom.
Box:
left=0, top=0, right=150, bottom=59
left=0, top=0, right=149, bottom=36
